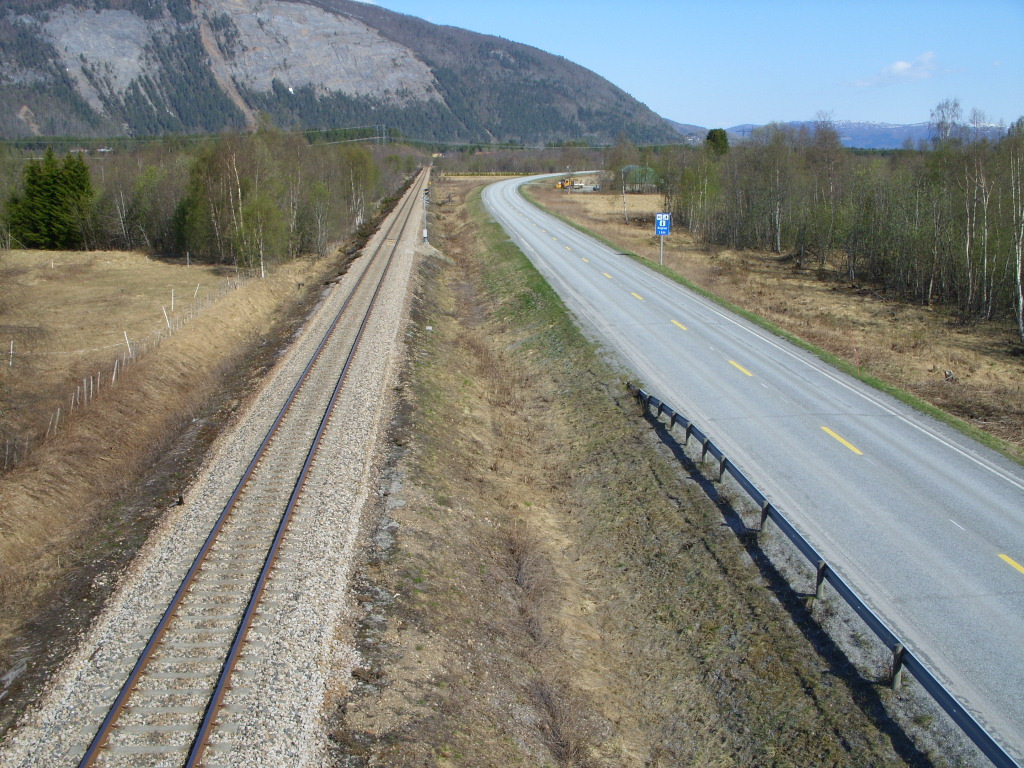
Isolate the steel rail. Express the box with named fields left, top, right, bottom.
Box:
left=185, top=171, right=423, bottom=766
left=77, top=169, right=426, bottom=768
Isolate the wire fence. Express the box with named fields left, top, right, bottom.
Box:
left=627, top=381, right=1019, bottom=768
left=1, top=270, right=257, bottom=473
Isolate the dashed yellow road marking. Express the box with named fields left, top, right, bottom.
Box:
left=672, top=320, right=688, bottom=331
left=631, top=292, right=644, bottom=301
left=729, top=360, right=753, bottom=377
left=581, top=257, right=590, bottom=263
left=565, top=245, right=573, bottom=252
left=999, top=554, right=1024, bottom=576
left=821, top=426, right=863, bottom=455
left=603, top=272, right=613, bottom=279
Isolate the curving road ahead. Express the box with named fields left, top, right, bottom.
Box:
left=483, top=175, right=1024, bottom=762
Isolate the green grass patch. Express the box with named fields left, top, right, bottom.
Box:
left=468, top=187, right=599, bottom=361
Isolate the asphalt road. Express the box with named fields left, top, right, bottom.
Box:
left=483, top=175, right=1024, bottom=762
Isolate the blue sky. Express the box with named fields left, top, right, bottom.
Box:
left=361, top=0, right=1023, bottom=129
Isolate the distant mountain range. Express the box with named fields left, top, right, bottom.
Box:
left=0, top=0, right=679, bottom=144
left=675, top=120, right=1008, bottom=150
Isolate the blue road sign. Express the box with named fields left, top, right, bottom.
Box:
left=655, top=213, right=671, bottom=236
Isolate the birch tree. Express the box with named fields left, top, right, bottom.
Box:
left=1008, top=118, right=1024, bottom=343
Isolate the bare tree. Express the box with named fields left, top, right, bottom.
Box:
left=1009, top=118, right=1024, bottom=344
left=930, top=98, right=964, bottom=146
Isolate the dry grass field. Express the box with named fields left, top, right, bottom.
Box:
left=531, top=185, right=1024, bottom=459
left=0, top=251, right=230, bottom=447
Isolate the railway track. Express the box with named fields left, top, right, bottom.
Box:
left=64, top=169, right=428, bottom=768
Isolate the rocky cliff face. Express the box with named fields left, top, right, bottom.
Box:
left=0, top=0, right=678, bottom=143
left=43, top=7, right=172, bottom=115
left=194, top=0, right=440, bottom=102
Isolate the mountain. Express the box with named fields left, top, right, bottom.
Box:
left=0, top=0, right=680, bottom=144
left=721, top=120, right=1007, bottom=149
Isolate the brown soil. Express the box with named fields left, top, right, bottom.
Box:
left=326, top=179, right=958, bottom=767
left=531, top=186, right=1024, bottom=458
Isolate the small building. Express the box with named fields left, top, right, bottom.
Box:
left=620, top=165, right=660, bottom=194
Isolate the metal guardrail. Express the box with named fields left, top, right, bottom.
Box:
left=627, top=382, right=1019, bottom=768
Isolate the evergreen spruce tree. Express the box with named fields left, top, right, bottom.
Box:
left=60, top=151, right=94, bottom=247
left=3, top=147, right=94, bottom=249
left=706, top=128, right=729, bottom=155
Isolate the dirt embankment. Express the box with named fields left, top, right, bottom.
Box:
left=327, top=179, right=948, bottom=767
left=531, top=185, right=1024, bottom=459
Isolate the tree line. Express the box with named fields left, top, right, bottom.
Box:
left=640, top=104, right=1024, bottom=343
left=1, top=127, right=422, bottom=268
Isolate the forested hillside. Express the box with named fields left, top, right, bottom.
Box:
left=314, top=0, right=676, bottom=144
left=0, top=0, right=678, bottom=144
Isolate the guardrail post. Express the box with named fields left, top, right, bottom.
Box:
left=759, top=502, right=771, bottom=531
left=701, top=438, right=709, bottom=464
left=684, top=424, right=692, bottom=446
left=718, top=456, right=727, bottom=481
left=891, top=644, right=906, bottom=690
left=815, top=560, right=827, bottom=600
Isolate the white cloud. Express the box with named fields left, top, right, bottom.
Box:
left=855, top=52, right=938, bottom=87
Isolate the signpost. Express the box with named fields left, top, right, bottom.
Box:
left=655, top=213, right=671, bottom=265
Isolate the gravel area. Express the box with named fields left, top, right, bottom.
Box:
left=0, top=175, right=425, bottom=768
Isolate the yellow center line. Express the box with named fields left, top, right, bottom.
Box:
left=729, top=360, right=753, bottom=377
left=581, top=257, right=590, bottom=263
left=603, top=272, right=613, bottom=279
left=821, top=426, right=863, bottom=455
left=999, top=554, right=1024, bottom=576
left=565, top=246, right=573, bottom=252
left=631, top=292, right=645, bottom=301
left=672, top=319, right=688, bottom=331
